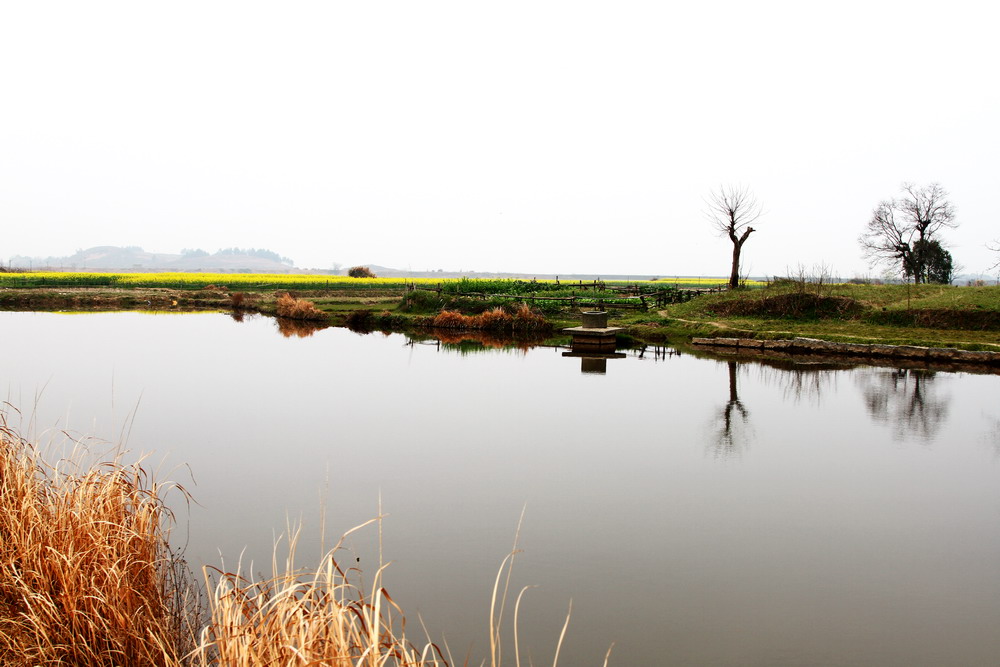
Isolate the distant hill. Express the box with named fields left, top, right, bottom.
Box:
left=361, top=264, right=669, bottom=281
left=10, top=246, right=309, bottom=273
left=8, top=246, right=727, bottom=281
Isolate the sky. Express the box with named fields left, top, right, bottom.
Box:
left=1, top=1, right=997, bottom=277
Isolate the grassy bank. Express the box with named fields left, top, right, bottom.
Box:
left=643, top=282, right=1000, bottom=350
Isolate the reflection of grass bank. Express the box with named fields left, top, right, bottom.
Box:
left=0, top=414, right=444, bottom=666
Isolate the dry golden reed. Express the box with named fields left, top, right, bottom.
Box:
left=276, top=292, right=328, bottom=321
left=0, top=412, right=199, bottom=666
left=431, top=305, right=548, bottom=333
left=192, top=521, right=445, bottom=667
left=0, top=413, right=444, bottom=667
left=1, top=410, right=584, bottom=667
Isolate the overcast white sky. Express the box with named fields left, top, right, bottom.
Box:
left=1, top=1, right=997, bottom=276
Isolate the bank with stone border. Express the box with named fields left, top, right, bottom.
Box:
left=691, top=336, right=1000, bottom=373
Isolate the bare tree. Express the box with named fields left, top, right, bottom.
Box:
left=988, top=240, right=1000, bottom=274
left=859, top=183, right=957, bottom=283
left=705, top=185, right=763, bottom=289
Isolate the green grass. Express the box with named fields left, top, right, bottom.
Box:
left=652, top=283, right=1000, bottom=350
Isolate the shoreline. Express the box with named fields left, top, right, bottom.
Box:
left=4, top=285, right=1000, bottom=368
left=690, top=336, right=1000, bottom=373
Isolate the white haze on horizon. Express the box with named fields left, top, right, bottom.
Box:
left=1, top=1, right=998, bottom=278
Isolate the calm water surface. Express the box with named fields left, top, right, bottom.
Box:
left=2, top=311, right=999, bottom=666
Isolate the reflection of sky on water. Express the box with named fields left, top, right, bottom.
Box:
left=3, top=311, right=1000, bottom=667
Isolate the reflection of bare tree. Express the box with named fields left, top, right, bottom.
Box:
left=983, top=416, right=1000, bottom=459
left=713, top=361, right=752, bottom=459
left=755, top=362, right=842, bottom=405
left=855, top=369, right=950, bottom=440
left=633, top=345, right=681, bottom=362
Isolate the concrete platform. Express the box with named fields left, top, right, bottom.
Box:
left=562, top=326, right=625, bottom=336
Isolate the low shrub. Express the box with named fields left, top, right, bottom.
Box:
left=347, top=266, right=377, bottom=278
left=429, top=305, right=550, bottom=333
left=864, top=308, right=1000, bottom=330
left=275, top=293, right=327, bottom=321
left=432, top=310, right=469, bottom=328
left=707, top=292, right=864, bottom=319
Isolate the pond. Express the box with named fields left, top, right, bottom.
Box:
left=2, top=311, right=999, bottom=666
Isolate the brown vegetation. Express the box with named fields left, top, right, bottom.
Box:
left=347, top=266, right=377, bottom=278
left=275, top=292, right=327, bottom=321
left=0, top=414, right=446, bottom=666
left=193, top=523, right=444, bottom=666
left=430, top=305, right=549, bottom=333
left=0, top=413, right=199, bottom=666
left=276, top=317, right=328, bottom=338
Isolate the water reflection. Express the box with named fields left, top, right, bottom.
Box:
left=754, top=360, right=844, bottom=404
left=402, top=330, right=545, bottom=355
left=3, top=312, right=1000, bottom=667
left=988, top=417, right=1000, bottom=458
left=276, top=317, right=330, bottom=338
left=856, top=369, right=950, bottom=440
left=713, top=361, right=752, bottom=458
left=633, top=344, right=682, bottom=362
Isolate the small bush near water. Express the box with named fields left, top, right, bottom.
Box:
left=275, top=292, right=327, bottom=321
left=432, top=305, right=550, bottom=333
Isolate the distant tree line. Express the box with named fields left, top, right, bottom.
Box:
left=182, top=247, right=294, bottom=265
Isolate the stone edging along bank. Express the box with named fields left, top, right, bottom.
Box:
left=691, top=337, right=1000, bottom=366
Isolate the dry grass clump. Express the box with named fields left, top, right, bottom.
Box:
left=276, top=292, right=327, bottom=321
left=432, top=310, right=470, bottom=329
left=0, top=413, right=200, bottom=666
left=511, top=304, right=548, bottom=330
left=0, top=413, right=445, bottom=667
left=1, top=410, right=578, bottom=667
left=431, top=305, right=550, bottom=333
left=193, top=522, right=445, bottom=667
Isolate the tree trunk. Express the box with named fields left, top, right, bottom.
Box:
left=728, top=227, right=754, bottom=289
left=729, top=244, right=741, bottom=289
